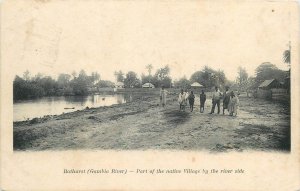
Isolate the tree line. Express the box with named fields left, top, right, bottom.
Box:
left=14, top=70, right=101, bottom=100
left=237, top=62, right=289, bottom=91
left=13, top=65, right=173, bottom=100
left=13, top=62, right=289, bottom=100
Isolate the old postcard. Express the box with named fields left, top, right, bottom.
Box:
left=1, top=0, right=300, bottom=190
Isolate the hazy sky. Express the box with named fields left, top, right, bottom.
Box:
left=2, top=0, right=293, bottom=82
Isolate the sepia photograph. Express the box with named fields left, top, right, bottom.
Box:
left=1, top=0, right=299, bottom=190
left=9, top=1, right=291, bottom=152
left=13, top=58, right=291, bottom=152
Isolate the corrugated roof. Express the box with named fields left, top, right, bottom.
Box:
left=258, top=79, right=276, bottom=88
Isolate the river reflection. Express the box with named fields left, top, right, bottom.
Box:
left=13, top=94, right=130, bottom=121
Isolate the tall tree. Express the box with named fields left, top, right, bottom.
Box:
left=174, top=76, right=191, bottom=89
left=13, top=75, right=45, bottom=100
left=245, top=77, right=256, bottom=90
left=254, top=62, right=286, bottom=89
left=114, top=71, right=118, bottom=82
left=90, top=72, right=101, bottom=85
left=141, top=73, right=154, bottom=85
left=283, top=41, right=291, bottom=66
left=146, top=64, right=153, bottom=77
left=190, top=66, right=227, bottom=88
left=32, top=73, right=43, bottom=81
left=57, top=73, right=71, bottom=88
left=71, top=69, right=91, bottom=95
left=114, top=70, right=124, bottom=82
left=237, top=67, right=248, bottom=91
left=153, top=65, right=171, bottom=87
left=39, top=76, right=58, bottom=96
left=145, top=64, right=153, bottom=87
left=190, top=71, right=203, bottom=84
left=156, top=65, right=170, bottom=80
left=79, top=69, right=87, bottom=78
left=97, top=80, right=115, bottom=88
left=124, top=71, right=141, bottom=88
left=283, top=50, right=290, bottom=65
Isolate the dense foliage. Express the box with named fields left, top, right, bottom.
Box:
left=140, top=65, right=172, bottom=88
left=243, top=62, right=287, bottom=90
left=123, top=71, right=141, bottom=88
left=14, top=62, right=289, bottom=100
left=13, top=70, right=110, bottom=100
left=174, top=77, right=191, bottom=89
left=189, top=66, right=228, bottom=88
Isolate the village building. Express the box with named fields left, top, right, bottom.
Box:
left=258, top=79, right=283, bottom=90
left=114, top=82, right=125, bottom=89
left=257, top=79, right=288, bottom=100
left=190, top=82, right=204, bottom=88
left=142, top=83, right=155, bottom=88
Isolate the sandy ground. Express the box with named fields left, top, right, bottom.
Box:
left=13, top=92, right=290, bottom=152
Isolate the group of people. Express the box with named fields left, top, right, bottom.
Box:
left=178, top=89, right=196, bottom=112
left=209, top=86, right=239, bottom=116
left=177, top=86, right=239, bottom=116
left=159, top=86, right=239, bottom=116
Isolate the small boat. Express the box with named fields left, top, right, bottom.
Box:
left=64, top=107, right=75, bottom=109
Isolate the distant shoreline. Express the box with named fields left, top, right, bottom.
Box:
left=13, top=90, right=162, bottom=123
left=12, top=87, right=163, bottom=102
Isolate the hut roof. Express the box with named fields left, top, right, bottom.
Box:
left=258, top=79, right=277, bottom=88
left=115, top=82, right=124, bottom=86
left=191, top=82, right=203, bottom=87
left=142, top=83, right=155, bottom=87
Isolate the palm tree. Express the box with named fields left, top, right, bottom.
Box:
left=283, top=41, right=291, bottom=65
left=146, top=64, right=153, bottom=76
left=283, top=42, right=291, bottom=90
left=283, top=50, right=290, bottom=64
left=146, top=64, right=153, bottom=87
left=114, top=71, right=118, bottom=82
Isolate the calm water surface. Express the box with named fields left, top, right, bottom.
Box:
left=13, top=94, right=131, bottom=121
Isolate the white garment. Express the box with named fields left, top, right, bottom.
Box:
left=160, top=89, right=168, bottom=105
left=185, top=92, right=189, bottom=100
left=212, top=90, right=221, bottom=100
left=229, top=96, right=239, bottom=115
left=178, top=93, right=185, bottom=104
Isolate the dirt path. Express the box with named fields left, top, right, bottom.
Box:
left=13, top=94, right=290, bottom=152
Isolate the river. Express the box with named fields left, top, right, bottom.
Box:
left=13, top=94, right=130, bottom=121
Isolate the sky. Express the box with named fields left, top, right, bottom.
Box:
left=2, top=0, right=294, bottom=82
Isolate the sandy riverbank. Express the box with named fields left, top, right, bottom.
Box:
left=13, top=92, right=290, bottom=152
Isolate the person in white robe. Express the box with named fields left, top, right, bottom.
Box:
left=228, top=91, right=239, bottom=116
left=160, top=86, right=168, bottom=107
left=178, top=89, right=186, bottom=111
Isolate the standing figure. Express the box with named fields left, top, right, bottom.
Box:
left=228, top=91, right=239, bottom=116
left=200, top=90, right=206, bottom=113
left=160, top=86, right=168, bottom=107
left=188, top=91, right=195, bottom=112
left=222, top=87, right=231, bottom=115
left=210, top=86, right=222, bottom=114
left=178, top=89, right=186, bottom=111
left=184, top=89, right=189, bottom=107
